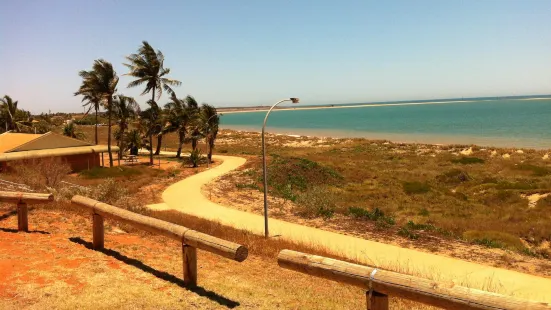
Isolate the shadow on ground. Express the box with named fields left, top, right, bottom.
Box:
left=69, top=237, right=240, bottom=308
left=0, top=209, right=18, bottom=221
left=0, top=227, right=50, bottom=234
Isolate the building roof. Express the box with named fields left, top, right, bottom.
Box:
left=0, top=133, right=43, bottom=153
left=0, top=132, right=92, bottom=153
left=0, top=132, right=118, bottom=162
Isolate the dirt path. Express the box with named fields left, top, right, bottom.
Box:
left=149, top=154, right=551, bottom=303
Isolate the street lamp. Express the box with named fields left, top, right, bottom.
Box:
left=205, top=113, right=221, bottom=168
left=262, top=98, right=299, bottom=238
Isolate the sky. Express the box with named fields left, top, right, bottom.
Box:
left=1, top=0, right=551, bottom=113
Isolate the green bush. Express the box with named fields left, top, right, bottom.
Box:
left=451, top=157, right=485, bottom=164
left=463, top=230, right=524, bottom=251
left=188, top=149, right=203, bottom=168
left=295, top=186, right=336, bottom=220
left=402, top=181, right=430, bottom=195
left=398, top=227, right=420, bottom=240
left=347, top=206, right=395, bottom=225
left=514, top=163, right=551, bottom=176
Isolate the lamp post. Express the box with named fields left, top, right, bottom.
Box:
left=262, top=98, right=299, bottom=238
left=205, top=113, right=221, bottom=169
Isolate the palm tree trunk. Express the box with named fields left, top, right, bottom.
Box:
left=208, top=137, right=214, bottom=162
left=149, top=89, right=155, bottom=165
left=107, top=97, right=113, bottom=167
left=176, top=131, right=184, bottom=158
left=192, top=138, right=197, bottom=151
left=94, top=108, right=98, bottom=145
left=154, top=134, right=163, bottom=155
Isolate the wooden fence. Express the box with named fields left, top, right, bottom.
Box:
left=0, top=191, right=54, bottom=232
left=71, top=195, right=248, bottom=286
left=278, top=250, right=551, bottom=310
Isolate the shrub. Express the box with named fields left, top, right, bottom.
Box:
left=451, top=157, right=485, bottom=164
left=418, top=208, right=430, bottom=216
left=80, top=166, right=142, bottom=179
left=463, top=230, right=524, bottom=251
left=437, top=169, right=470, bottom=184
left=91, top=178, right=128, bottom=205
left=295, top=186, right=336, bottom=220
left=188, top=149, right=203, bottom=168
left=10, top=158, right=71, bottom=189
left=397, top=227, right=420, bottom=240
left=514, top=163, right=551, bottom=177
left=402, top=181, right=430, bottom=195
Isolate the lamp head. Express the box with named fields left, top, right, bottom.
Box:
left=290, top=98, right=300, bottom=104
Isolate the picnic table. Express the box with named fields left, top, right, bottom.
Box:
left=124, top=155, right=139, bottom=164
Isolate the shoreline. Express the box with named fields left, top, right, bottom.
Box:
left=219, top=97, right=551, bottom=114
left=220, top=126, right=551, bottom=150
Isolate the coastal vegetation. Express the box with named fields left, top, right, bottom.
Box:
left=204, top=130, right=551, bottom=271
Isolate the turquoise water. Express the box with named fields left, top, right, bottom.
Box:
left=220, top=99, right=551, bottom=149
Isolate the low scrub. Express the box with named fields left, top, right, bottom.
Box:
left=80, top=166, right=143, bottom=179
left=9, top=158, right=71, bottom=189
left=347, top=206, right=395, bottom=225
left=451, top=157, right=485, bottom=164
left=295, top=186, right=336, bottom=220
left=402, top=181, right=430, bottom=195
left=437, top=169, right=470, bottom=185
left=463, top=230, right=525, bottom=251
left=514, top=163, right=551, bottom=177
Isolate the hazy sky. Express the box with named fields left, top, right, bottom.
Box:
left=1, top=0, right=550, bottom=113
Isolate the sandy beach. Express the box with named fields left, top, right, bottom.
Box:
left=220, top=97, right=551, bottom=114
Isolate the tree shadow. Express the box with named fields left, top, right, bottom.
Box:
left=69, top=237, right=240, bottom=308
left=0, top=227, right=50, bottom=234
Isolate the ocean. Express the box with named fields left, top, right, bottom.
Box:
left=219, top=98, right=551, bottom=149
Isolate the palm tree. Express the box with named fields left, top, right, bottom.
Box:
left=200, top=104, right=220, bottom=163
left=75, top=60, right=119, bottom=167
left=124, top=41, right=181, bottom=164
left=164, top=94, right=190, bottom=158
left=183, top=95, right=201, bottom=151
left=112, top=94, right=139, bottom=159
left=125, top=128, right=144, bottom=155
left=0, top=95, right=21, bottom=132
left=76, top=90, right=102, bottom=145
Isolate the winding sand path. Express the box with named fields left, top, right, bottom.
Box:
left=148, top=154, right=551, bottom=302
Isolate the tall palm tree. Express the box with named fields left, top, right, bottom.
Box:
left=75, top=60, right=119, bottom=167
left=76, top=90, right=102, bottom=144
left=0, top=95, right=21, bottom=132
left=200, top=103, right=220, bottom=163
left=112, top=94, right=139, bottom=158
left=183, top=95, right=201, bottom=151
left=124, top=41, right=181, bottom=164
left=164, top=94, right=190, bottom=158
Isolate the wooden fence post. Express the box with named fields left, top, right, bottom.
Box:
left=93, top=213, right=104, bottom=250
left=17, top=202, right=28, bottom=232
left=367, top=291, right=389, bottom=310
left=183, top=244, right=197, bottom=286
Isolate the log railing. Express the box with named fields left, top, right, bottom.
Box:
left=0, top=191, right=54, bottom=232
left=278, top=250, right=551, bottom=310
left=71, top=195, right=248, bottom=286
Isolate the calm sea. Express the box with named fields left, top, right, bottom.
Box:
left=220, top=98, right=551, bottom=149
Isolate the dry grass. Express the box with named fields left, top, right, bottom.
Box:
left=0, top=201, right=446, bottom=309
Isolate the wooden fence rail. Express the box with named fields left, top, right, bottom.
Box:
left=0, top=191, right=54, bottom=232
left=277, top=250, right=551, bottom=310
left=71, top=195, right=248, bottom=286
